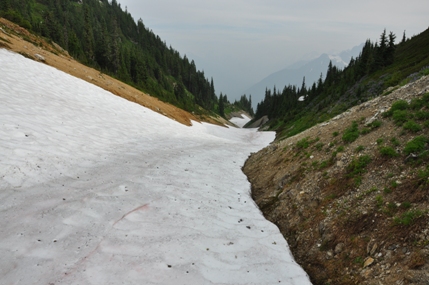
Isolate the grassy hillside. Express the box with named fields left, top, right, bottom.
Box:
left=252, top=28, right=429, bottom=141
left=244, top=74, right=429, bottom=284
left=243, top=26, right=429, bottom=284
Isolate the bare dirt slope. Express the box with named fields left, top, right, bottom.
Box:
left=0, top=18, right=227, bottom=127
left=244, top=76, right=429, bottom=284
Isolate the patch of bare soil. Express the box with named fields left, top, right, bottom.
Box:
left=244, top=76, right=429, bottom=284
left=0, top=18, right=226, bottom=127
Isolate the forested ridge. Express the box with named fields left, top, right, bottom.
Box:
left=253, top=28, right=429, bottom=139
left=0, top=0, right=246, bottom=116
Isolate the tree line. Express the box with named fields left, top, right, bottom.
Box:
left=254, top=29, right=404, bottom=125
left=0, top=0, right=220, bottom=114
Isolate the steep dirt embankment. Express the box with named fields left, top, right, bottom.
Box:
left=0, top=18, right=228, bottom=127
left=244, top=76, right=429, bottom=284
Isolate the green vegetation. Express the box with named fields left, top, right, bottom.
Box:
left=347, top=155, right=372, bottom=184
left=315, top=142, right=324, bottom=151
left=392, top=110, right=408, bottom=125
left=251, top=27, right=429, bottom=139
left=0, top=0, right=253, bottom=117
left=376, top=195, right=383, bottom=208
left=418, top=166, right=429, bottom=185
left=403, top=120, right=422, bottom=132
left=379, top=146, right=399, bottom=157
left=404, top=136, right=428, bottom=155
left=390, top=137, right=400, bottom=146
left=384, top=100, right=409, bottom=117
left=296, top=137, right=310, bottom=149
left=360, top=120, right=381, bottom=135
left=394, top=209, right=424, bottom=226
left=383, top=187, right=392, bottom=194
left=355, top=145, right=365, bottom=152
left=342, top=121, right=360, bottom=143
left=370, top=120, right=382, bottom=128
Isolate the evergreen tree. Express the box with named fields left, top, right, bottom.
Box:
left=401, top=30, right=406, bottom=44
left=375, top=29, right=388, bottom=68
left=83, top=4, right=95, bottom=63
left=218, top=93, right=225, bottom=117
left=386, top=31, right=396, bottom=65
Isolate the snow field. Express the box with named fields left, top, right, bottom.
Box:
left=0, top=49, right=311, bottom=284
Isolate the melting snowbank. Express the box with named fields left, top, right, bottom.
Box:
left=0, top=49, right=311, bottom=285
left=229, top=114, right=252, bottom=128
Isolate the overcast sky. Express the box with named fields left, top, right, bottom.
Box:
left=117, top=0, right=429, bottom=101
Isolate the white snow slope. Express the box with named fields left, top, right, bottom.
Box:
left=229, top=115, right=252, bottom=128
left=0, top=49, right=311, bottom=285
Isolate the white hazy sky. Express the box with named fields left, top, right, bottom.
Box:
left=117, top=0, right=429, bottom=101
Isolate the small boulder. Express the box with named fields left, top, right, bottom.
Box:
left=34, top=54, right=45, bottom=62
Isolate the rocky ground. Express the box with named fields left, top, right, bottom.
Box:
left=244, top=75, right=429, bottom=284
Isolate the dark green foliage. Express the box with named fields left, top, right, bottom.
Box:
left=369, top=120, right=382, bottom=128
left=392, top=110, right=408, bottom=125
left=342, top=121, right=360, bottom=143
left=390, top=137, right=400, bottom=146
left=1, top=8, right=32, bottom=30
left=347, top=155, right=372, bottom=177
left=218, top=93, right=225, bottom=117
left=404, top=136, right=428, bottom=155
left=403, top=120, right=422, bottom=133
left=418, top=166, right=429, bottom=185
left=233, top=94, right=254, bottom=116
left=379, top=146, right=399, bottom=157
left=315, top=142, right=324, bottom=151
left=360, top=128, right=371, bottom=135
left=415, top=111, right=429, bottom=120
left=0, top=0, right=220, bottom=114
left=355, top=145, right=365, bottom=152
left=251, top=27, right=429, bottom=139
left=409, top=98, right=424, bottom=110
left=384, top=100, right=409, bottom=117
left=296, top=137, right=310, bottom=149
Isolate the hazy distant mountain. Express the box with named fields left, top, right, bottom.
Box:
left=245, top=44, right=364, bottom=108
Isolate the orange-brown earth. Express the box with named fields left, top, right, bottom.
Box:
left=0, top=18, right=229, bottom=127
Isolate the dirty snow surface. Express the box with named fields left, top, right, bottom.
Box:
left=0, top=49, right=311, bottom=285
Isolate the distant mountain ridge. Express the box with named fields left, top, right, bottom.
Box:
left=245, top=44, right=364, bottom=108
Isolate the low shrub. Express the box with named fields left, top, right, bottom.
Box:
left=355, top=145, right=365, bottom=152
left=369, top=120, right=382, bottom=128
left=380, top=146, right=399, bottom=157
left=392, top=110, right=408, bottom=125
left=403, top=120, right=422, bottom=133
left=296, top=137, right=310, bottom=149
left=347, top=155, right=372, bottom=177
left=342, top=121, right=359, bottom=143
left=415, top=111, right=429, bottom=120
left=394, top=209, right=423, bottom=226
left=404, top=136, right=428, bottom=155
left=390, top=137, right=400, bottom=147
left=384, top=100, right=409, bottom=117
left=409, top=98, right=424, bottom=110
